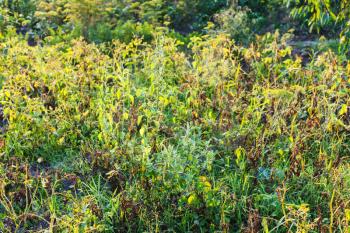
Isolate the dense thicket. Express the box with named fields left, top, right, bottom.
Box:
left=0, top=1, right=350, bottom=232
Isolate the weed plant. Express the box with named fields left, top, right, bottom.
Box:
left=0, top=29, right=350, bottom=232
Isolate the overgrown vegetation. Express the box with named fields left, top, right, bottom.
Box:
left=0, top=0, right=350, bottom=232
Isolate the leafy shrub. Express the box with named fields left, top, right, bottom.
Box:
left=112, top=21, right=154, bottom=44
left=213, top=3, right=254, bottom=43
left=287, top=0, right=350, bottom=47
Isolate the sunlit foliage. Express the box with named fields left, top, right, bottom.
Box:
left=0, top=1, right=350, bottom=232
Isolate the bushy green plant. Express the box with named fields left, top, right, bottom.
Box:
left=213, top=3, right=254, bottom=43
left=0, top=0, right=36, bottom=30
